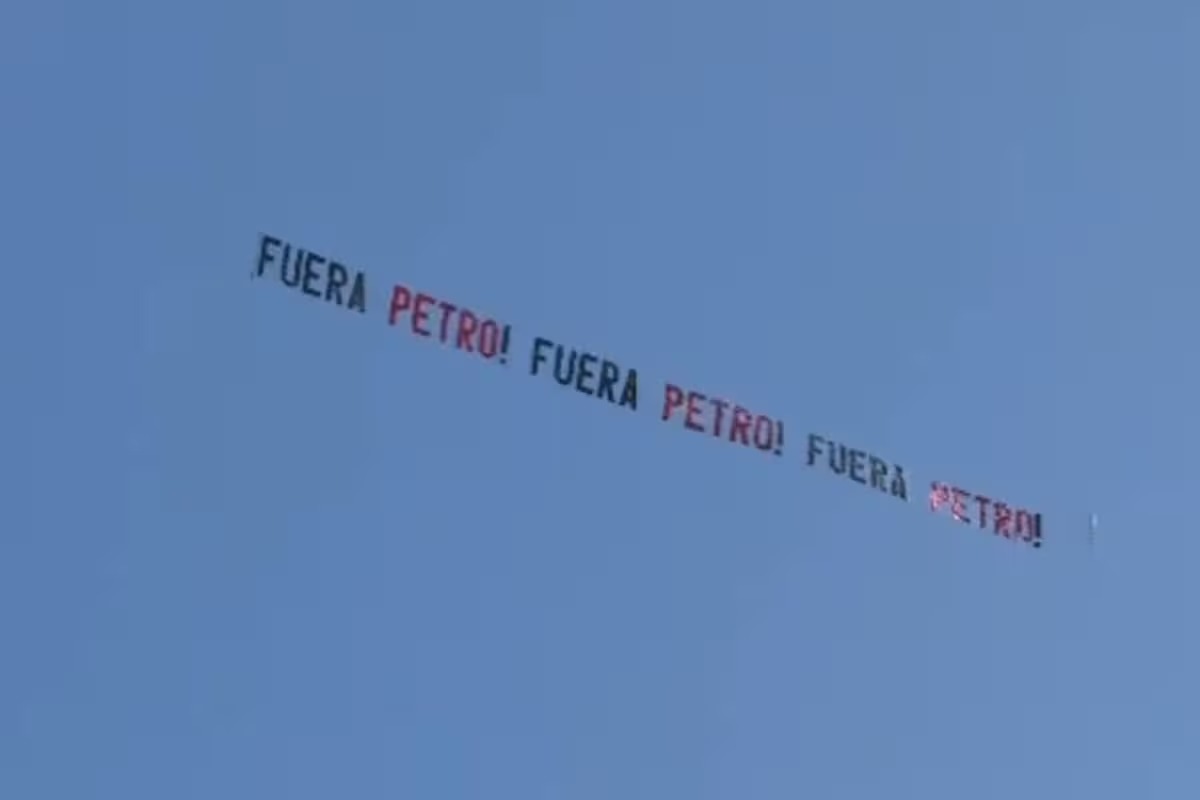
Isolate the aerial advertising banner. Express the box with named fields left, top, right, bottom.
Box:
left=252, top=232, right=1046, bottom=549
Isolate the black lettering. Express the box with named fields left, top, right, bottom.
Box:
left=806, top=434, right=824, bottom=466
left=553, top=347, right=576, bottom=386
left=256, top=234, right=280, bottom=277
left=347, top=272, right=366, bottom=312
left=281, top=245, right=301, bottom=287
left=869, top=456, right=888, bottom=491
left=576, top=353, right=597, bottom=395
left=530, top=337, right=552, bottom=376
left=890, top=466, right=908, bottom=500
left=302, top=252, right=324, bottom=298
left=849, top=449, right=866, bottom=484
left=596, top=360, right=619, bottom=402
left=326, top=261, right=348, bottom=304
left=828, top=444, right=847, bottom=475
left=619, top=369, right=638, bottom=410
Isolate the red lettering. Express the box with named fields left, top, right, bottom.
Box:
left=974, top=495, right=992, bottom=529
left=994, top=502, right=1013, bottom=536
left=386, top=286, right=510, bottom=361
left=685, top=392, right=706, bottom=432
left=730, top=407, right=752, bottom=445
left=412, top=293, right=434, bottom=336
left=950, top=487, right=969, bottom=523
left=710, top=398, right=729, bottom=438
left=928, top=484, right=1039, bottom=546
left=929, top=482, right=951, bottom=511
left=479, top=320, right=500, bottom=358
left=662, top=384, right=684, bottom=420
left=753, top=415, right=773, bottom=450
left=388, top=285, right=412, bottom=325
left=437, top=301, right=457, bottom=342
left=456, top=309, right=479, bottom=351
left=660, top=386, right=780, bottom=452
left=1016, top=510, right=1038, bottom=544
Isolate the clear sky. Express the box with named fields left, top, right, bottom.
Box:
left=5, top=0, right=1200, bottom=797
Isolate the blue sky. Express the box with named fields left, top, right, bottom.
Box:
left=4, top=0, right=1200, bottom=797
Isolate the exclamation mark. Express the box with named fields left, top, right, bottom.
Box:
left=774, top=419, right=784, bottom=455
left=1032, top=513, right=1043, bottom=549
left=499, top=325, right=512, bottom=365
